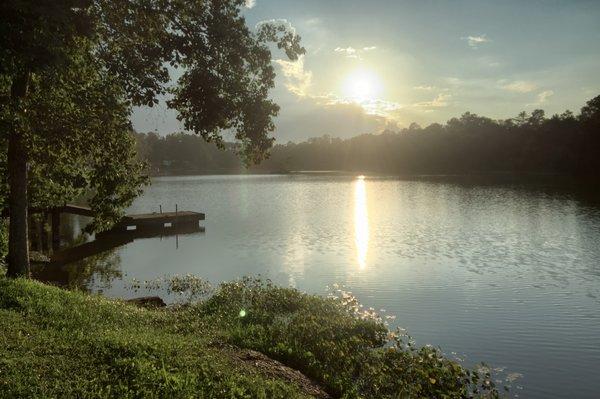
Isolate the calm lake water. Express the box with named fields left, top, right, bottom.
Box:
left=41, top=174, right=600, bottom=398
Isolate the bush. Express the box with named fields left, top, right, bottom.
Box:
left=198, top=277, right=500, bottom=399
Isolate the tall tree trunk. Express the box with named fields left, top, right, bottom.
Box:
left=6, top=73, right=30, bottom=278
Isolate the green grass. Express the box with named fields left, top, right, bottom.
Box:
left=0, top=278, right=309, bottom=398
left=0, top=277, right=501, bottom=398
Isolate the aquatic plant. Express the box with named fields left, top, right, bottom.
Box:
left=127, top=274, right=213, bottom=304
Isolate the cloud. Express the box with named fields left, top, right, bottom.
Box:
left=502, top=80, right=537, bottom=93
left=413, top=85, right=435, bottom=91
left=305, top=17, right=321, bottom=27
left=273, top=95, right=393, bottom=141
left=462, top=34, right=491, bottom=49
left=244, top=0, right=256, bottom=8
left=320, top=95, right=403, bottom=118
left=412, top=93, right=451, bottom=108
left=334, top=46, right=357, bottom=56
left=537, top=90, right=554, bottom=103
left=334, top=45, right=377, bottom=59
left=444, top=77, right=464, bottom=86
left=273, top=55, right=312, bottom=97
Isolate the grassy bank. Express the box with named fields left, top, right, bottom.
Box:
left=0, top=277, right=500, bottom=398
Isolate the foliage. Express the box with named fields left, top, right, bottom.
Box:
left=198, top=277, right=501, bottom=398
left=18, top=42, right=148, bottom=231
left=1, top=0, right=304, bottom=276
left=0, top=276, right=504, bottom=398
left=133, top=131, right=243, bottom=175
left=134, top=95, right=600, bottom=178
left=252, top=98, right=600, bottom=176
left=94, top=0, right=302, bottom=158
left=1, top=0, right=304, bottom=222
left=0, top=278, right=309, bottom=398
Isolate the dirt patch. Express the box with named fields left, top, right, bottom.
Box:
left=230, top=348, right=331, bottom=398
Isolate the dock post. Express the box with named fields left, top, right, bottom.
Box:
left=51, top=209, right=60, bottom=251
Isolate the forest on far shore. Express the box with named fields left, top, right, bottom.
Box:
left=135, top=95, right=600, bottom=177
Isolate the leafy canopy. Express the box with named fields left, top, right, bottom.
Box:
left=0, top=0, right=304, bottom=229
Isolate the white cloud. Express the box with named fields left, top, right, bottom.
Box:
left=444, top=77, right=464, bottom=86
left=333, top=45, right=377, bottom=59
left=321, top=95, right=403, bottom=118
left=462, top=34, right=491, bottom=49
left=244, top=0, right=256, bottom=8
left=334, top=46, right=357, bottom=56
left=537, top=90, right=554, bottom=103
left=414, top=85, right=436, bottom=91
left=273, top=55, right=313, bottom=97
left=305, top=17, right=321, bottom=27
left=412, top=93, right=451, bottom=108
left=274, top=96, right=392, bottom=141
left=502, top=80, right=538, bottom=93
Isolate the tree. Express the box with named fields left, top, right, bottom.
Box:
left=580, top=95, right=600, bottom=123
left=1, top=0, right=304, bottom=277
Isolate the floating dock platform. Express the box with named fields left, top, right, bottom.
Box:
left=107, top=211, right=205, bottom=233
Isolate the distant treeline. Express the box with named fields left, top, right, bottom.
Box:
left=135, top=95, right=600, bottom=177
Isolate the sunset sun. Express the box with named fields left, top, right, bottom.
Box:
left=342, top=69, right=382, bottom=101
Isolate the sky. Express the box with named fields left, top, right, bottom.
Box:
left=131, top=0, right=600, bottom=142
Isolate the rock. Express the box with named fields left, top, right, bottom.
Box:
left=126, top=296, right=166, bottom=308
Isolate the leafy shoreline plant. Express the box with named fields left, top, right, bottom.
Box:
left=195, top=277, right=501, bottom=398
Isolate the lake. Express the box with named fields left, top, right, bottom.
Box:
left=39, top=174, right=600, bottom=398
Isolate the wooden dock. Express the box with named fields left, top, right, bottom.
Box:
left=9, top=203, right=206, bottom=255
left=107, top=210, right=205, bottom=233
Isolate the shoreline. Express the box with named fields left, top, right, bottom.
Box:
left=0, top=277, right=501, bottom=398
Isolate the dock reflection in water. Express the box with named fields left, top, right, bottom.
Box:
left=32, top=220, right=205, bottom=291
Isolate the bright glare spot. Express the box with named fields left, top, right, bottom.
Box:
left=239, top=309, right=246, bottom=317
left=343, top=69, right=382, bottom=101
left=354, top=177, right=369, bottom=269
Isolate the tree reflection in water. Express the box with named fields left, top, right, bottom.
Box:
left=31, top=237, right=123, bottom=293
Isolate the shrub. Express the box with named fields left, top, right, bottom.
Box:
left=199, top=277, right=500, bottom=398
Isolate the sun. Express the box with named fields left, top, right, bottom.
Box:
left=342, top=69, right=382, bottom=101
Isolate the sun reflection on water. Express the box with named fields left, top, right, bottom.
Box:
left=354, top=176, right=369, bottom=269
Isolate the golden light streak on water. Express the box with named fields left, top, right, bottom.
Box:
left=354, top=176, right=369, bottom=269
